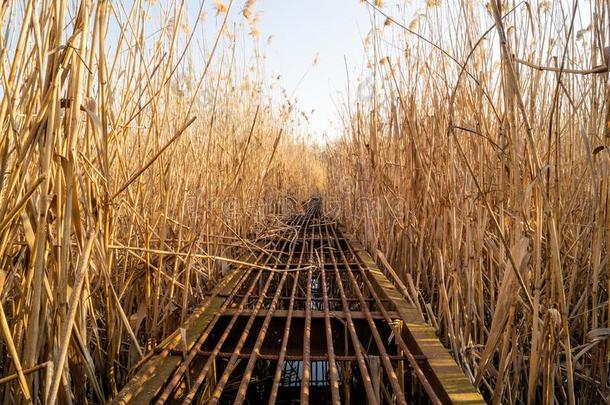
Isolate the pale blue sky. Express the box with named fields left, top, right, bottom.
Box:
left=255, top=1, right=372, bottom=141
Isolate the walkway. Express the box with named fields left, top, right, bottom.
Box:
left=113, top=198, right=484, bottom=404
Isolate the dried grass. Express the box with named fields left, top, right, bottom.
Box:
left=1, top=0, right=609, bottom=403
left=0, top=1, right=321, bottom=403
left=325, top=1, right=610, bottom=402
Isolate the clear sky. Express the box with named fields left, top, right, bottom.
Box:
left=254, top=1, right=373, bottom=142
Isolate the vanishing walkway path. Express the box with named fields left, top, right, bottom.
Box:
left=113, top=198, right=484, bottom=404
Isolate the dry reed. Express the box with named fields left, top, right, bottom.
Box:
left=1, top=0, right=609, bottom=404
left=325, top=0, right=610, bottom=403
left=0, top=1, right=321, bottom=403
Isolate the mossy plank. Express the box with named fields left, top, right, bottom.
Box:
left=110, top=269, right=244, bottom=404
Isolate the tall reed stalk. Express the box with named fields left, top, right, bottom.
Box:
left=0, top=1, right=322, bottom=402
left=325, top=0, right=609, bottom=402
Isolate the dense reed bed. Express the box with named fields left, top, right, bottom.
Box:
left=2, top=0, right=608, bottom=403
left=325, top=0, right=609, bottom=403
left=0, top=1, right=322, bottom=403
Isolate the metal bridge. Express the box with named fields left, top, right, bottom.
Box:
left=112, top=198, right=484, bottom=404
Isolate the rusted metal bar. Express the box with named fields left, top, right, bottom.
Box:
left=333, top=225, right=444, bottom=405
left=214, top=308, right=399, bottom=319
left=265, top=269, right=300, bottom=405
left=213, top=294, right=385, bottom=303
left=215, top=211, right=305, bottom=405
left=326, top=230, right=379, bottom=405
left=155, top=216, right=302, bottom=403
left=230, top=276, right=290, bottom=403
left=182, top=215, right=310, bottom=403
left=325, top=222, right=408, bottom=405
left=266, top=211, right=312, bottom=405
left=300, top=239, right=313, bottom=403
left=316, top=220, right=341, bottom=404
left=193, top=351, right=415, bottom=362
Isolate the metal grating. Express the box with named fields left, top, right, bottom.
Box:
left=113, top=198, right=485, bottom=404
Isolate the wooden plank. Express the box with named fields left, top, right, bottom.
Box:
left=111, top=269, right=244, bottom=404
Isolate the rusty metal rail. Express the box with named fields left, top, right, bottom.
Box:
left=112, top=198, right=485, bottom=404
